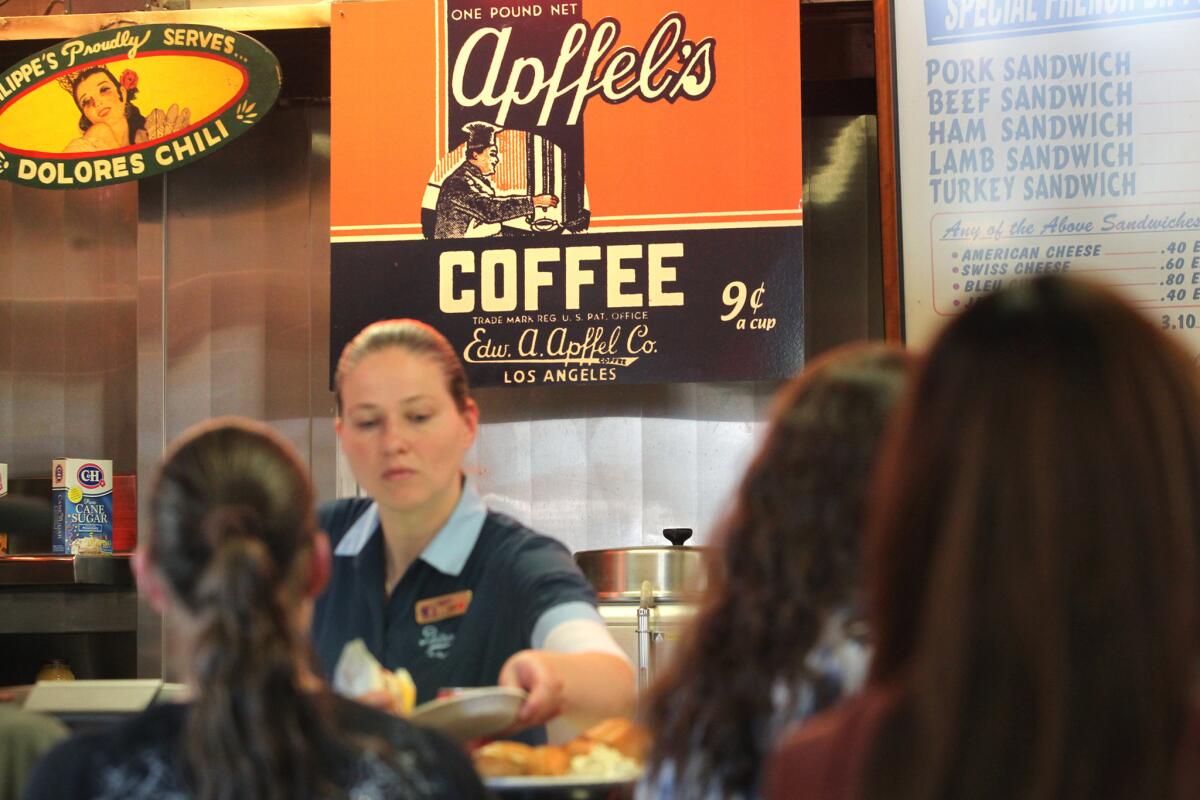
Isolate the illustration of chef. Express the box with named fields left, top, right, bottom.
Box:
left=433, top=121, right=558, bottom=238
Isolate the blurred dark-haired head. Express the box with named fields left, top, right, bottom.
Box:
left=645, top=342, right=913, bottom=797
left=864, top=275, right=1200, bottom=799
left=143, top=417, right=332, bottom=800
left=147, top=418, right=316, bottom=606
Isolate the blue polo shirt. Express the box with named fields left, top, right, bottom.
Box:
left=312, top=485, right=601, bottom=719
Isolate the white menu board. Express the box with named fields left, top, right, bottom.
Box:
left=895, top=2, right=1200, bottom=354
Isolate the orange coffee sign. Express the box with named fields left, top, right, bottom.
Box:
left=331, top=1, right=804, bottom=387
left=0, top=24, right=281, bottom=189
left=332, top=2, right=801, bottom=234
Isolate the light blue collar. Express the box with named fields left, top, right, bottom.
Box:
left=333, top=503, right=379, bottom=558
left=418, top=482, right=487, bottom=576
left=333, top=482, right=488, bottom=578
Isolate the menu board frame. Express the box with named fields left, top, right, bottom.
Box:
left=876, top=0, right=1200, bottom=356
left=874, top=0, right=904, bottom=343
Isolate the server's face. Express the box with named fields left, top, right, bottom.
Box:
left=336, top=347, right=477, bottom=515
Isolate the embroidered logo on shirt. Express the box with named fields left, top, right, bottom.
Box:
left=418, top=625, right=455, bottom=660
left=415, top=590, right=473, bottom=624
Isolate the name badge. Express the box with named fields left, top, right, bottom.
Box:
left=415, top=590, right=473, bottom=624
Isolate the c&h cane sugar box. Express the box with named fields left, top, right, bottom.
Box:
left=52, top=458, right=112, bottom=555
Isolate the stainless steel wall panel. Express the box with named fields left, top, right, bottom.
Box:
left=163, top=273, right=215, bottom=433
left=6, top=188, right=67, bottom=475
left=68, top=188, right=138, bottom=472
left=640, top=414, right=699, bottom=546
left=0, top=181, right=137, bottom=477
left=305, top=114, right=336, bottom=499
left=161, top=106, right=325, bottom=455
left=128, top=105, right=330, bottom=678
left=696, top=384, right=771, bottom=537
left=584, top=416, right=644, bottom=552
left=524, top=416, right=587, bottom=546
left=436, top=381, right=774, bottom=553
left=136, top=174, right=166, bottom=678
left=206, top=121, right=270, bottom=423
left=161, top=171, right=216, bottom=436
left=9, top=189, right=67, bottom=298
left=9, top=374, right=64, bottom=477
left=72, top=188, right=137, bottom=474
left=211, top=278, right=269, bottom=420
left=467, top=416, right=534, bottom=521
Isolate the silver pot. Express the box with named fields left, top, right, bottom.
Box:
left=574, top=545, right=709, bottom=604
left=575, top=529, right=712, bottom=693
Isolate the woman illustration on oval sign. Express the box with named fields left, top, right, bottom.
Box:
left=60, top=66, right=191, bottom=153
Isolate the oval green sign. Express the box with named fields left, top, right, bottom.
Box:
left=0, top=23, right=281, bottom=189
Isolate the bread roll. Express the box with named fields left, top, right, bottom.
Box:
left=564, top=738, right=597, bottom=758
left=473, top=741, right=535, bottom=777
left=473, top=718, right=647, bottom=781
left=579, top=718, right=650, bottom=761
left=527, top=745, right=570, bottom=776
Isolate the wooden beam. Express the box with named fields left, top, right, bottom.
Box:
left=0, top=2, right=329, bottom=40
left=873, top=0, right=902, bottom=343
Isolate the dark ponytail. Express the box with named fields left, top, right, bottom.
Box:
left=149, top=419, right=338, bottom=800
left=188, top=531, right=329, bottom=800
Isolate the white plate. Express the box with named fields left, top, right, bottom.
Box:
left=484, top=773, right=641, bottom=796
left=409, top=687, right=525, bottom=742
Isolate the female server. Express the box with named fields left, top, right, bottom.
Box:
left=312, top=319, right=635, bottom=741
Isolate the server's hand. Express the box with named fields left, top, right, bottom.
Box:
left=532, top=194, right=559, bottom=208
left=498, top=650, right=565, bottom=729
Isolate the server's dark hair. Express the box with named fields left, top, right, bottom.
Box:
left=147, top=417, right=336, bottom=800
left=334, top=318, right=470, bottom=414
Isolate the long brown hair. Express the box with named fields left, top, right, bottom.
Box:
left=863, top=276, right=1200, bottom=800
left=147, top=417, right=336, bottom=800
left=644, top=343, right=912, bottom=797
